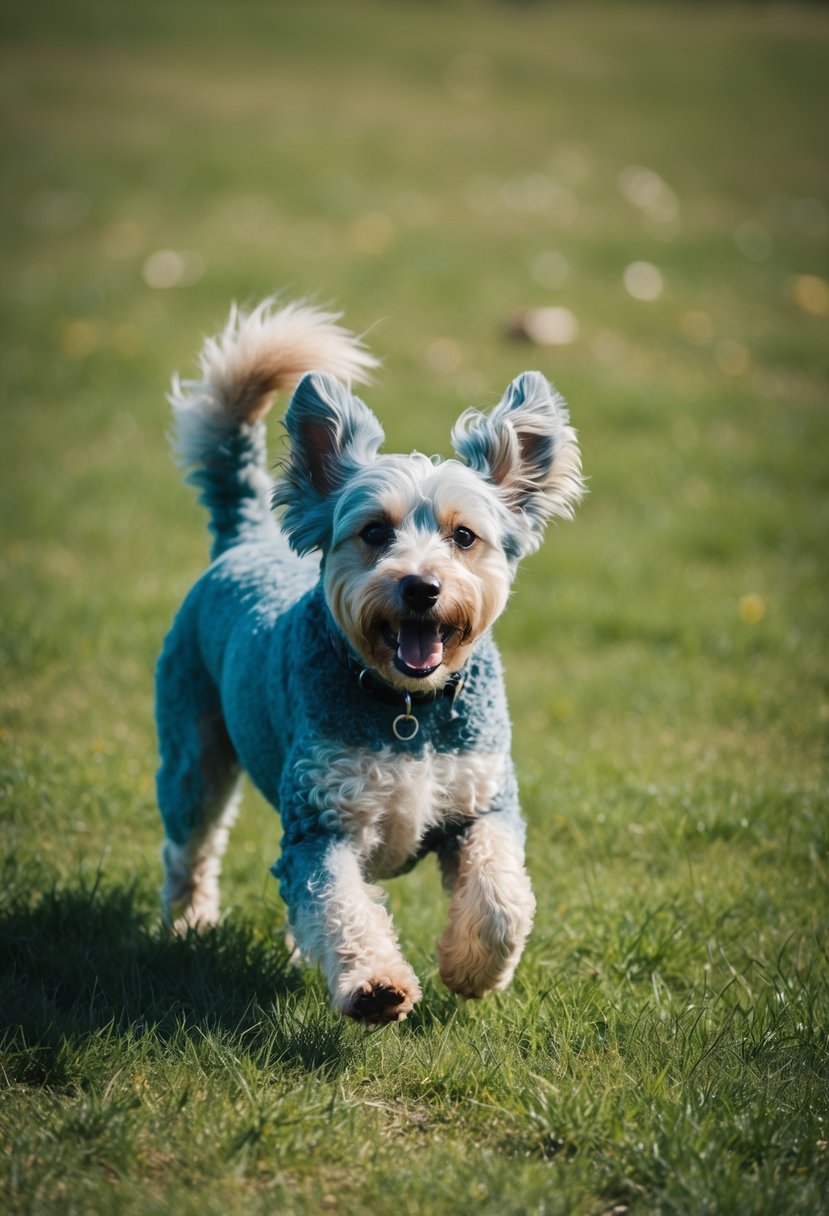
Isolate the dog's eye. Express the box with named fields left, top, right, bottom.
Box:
left=452, top=526, right=476, bottom=550
left=360, top=522, right=393, bottom=547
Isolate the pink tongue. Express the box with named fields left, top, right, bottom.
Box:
left=397, top=621, right=443, bottom=672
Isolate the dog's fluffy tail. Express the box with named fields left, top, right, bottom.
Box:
left=169, top=298, right=378, bottom=559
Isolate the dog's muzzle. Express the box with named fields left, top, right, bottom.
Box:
left=392, top=575, right=444, bottom=676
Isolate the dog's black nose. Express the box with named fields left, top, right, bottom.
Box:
left=400, top=574, right=441, bottom=612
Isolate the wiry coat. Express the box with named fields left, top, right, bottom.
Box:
left=156, top=300, right=583, bottom=1024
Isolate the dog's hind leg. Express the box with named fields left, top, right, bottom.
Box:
left=156, top=631, right=241, bottom=933
left=437, top=813, right=536, bottom=999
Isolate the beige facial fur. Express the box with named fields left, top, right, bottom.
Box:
left=323, top=460, right=513, bottom=691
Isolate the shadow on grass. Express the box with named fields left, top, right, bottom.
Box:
left=0, top=873, right=357, bottom=1085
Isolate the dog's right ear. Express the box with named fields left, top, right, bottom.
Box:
left=273, top=371, right=385, bottom=555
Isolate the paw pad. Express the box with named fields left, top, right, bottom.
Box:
left=347, top=982, right=412, bottom=1025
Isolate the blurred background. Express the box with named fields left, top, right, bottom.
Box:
left=1, top=0, right=827, bottom=908
left=2, top=5, right=828, bottom=1211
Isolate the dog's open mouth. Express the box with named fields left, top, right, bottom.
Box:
left=381, top=620, right=447, bottom=678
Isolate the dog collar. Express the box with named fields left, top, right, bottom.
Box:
left=325, top=621, right=466, bottom=741
left=352, top=660, right=465, bottom=742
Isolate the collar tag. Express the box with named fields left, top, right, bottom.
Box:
left=392, top=693, right=419, bottom=742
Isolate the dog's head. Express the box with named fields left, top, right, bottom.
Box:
left=273, top=371, right=583, bottom=691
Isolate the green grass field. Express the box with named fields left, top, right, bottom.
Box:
left=2, top=2, right=828, bottom=1212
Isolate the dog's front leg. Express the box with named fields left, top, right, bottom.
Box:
left=278, top=835, right=421, bottom=1026
left=437, top=813, right=536, bottom=999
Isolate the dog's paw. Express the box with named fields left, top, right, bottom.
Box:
left=438, top=947, right=516, bottom=1000
left=439, top=967, right=501, bottom=1000
left=162, top=892, right=220, bottom=936
left=338, top=974, right=421, bottom=1027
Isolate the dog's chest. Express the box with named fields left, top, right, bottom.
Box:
left=294, top=745, right=506, bottom=877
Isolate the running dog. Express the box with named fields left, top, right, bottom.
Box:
left=156, top=299, right=583, bottom=1025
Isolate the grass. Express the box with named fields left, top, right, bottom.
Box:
left=1, top=1, right=828, bottom=1212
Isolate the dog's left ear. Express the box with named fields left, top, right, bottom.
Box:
left=274, top=371, right=385, bottom=554
left=451, top=371, right=584, bottom=554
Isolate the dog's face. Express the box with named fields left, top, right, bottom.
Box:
left=274, top=371, right=583, bottom=691
left=321, top=455, right=514, bottom=690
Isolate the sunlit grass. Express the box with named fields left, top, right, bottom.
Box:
left=2, top=2, right=828, bottom=1213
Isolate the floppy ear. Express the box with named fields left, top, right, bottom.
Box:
left=451, top=371, right=584, bottom=554
left=273, top=371, right=385, bottom=555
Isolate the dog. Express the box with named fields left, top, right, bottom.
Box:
left=156, top=298, right=583, bottom=1025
